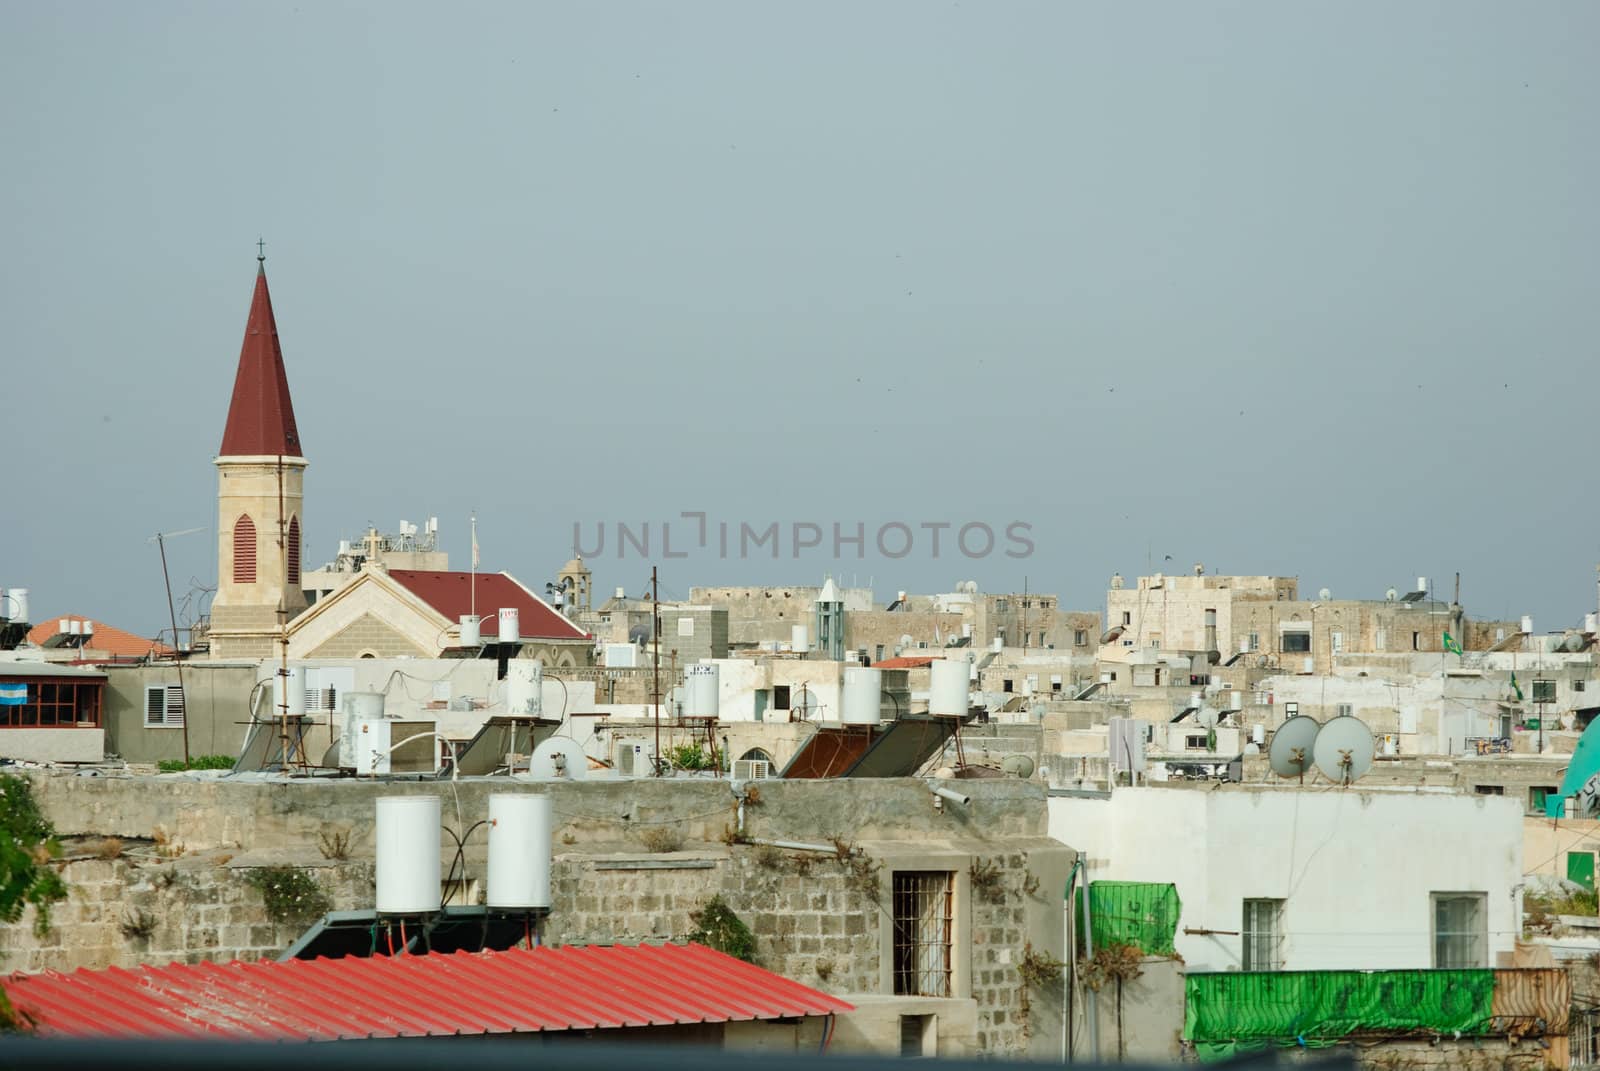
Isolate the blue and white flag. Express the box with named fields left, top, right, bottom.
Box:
left=0, top=682, right=27, bottom=706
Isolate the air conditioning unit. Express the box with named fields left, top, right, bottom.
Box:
left=731, top=759, right=772, bottom=781
left=616, top=739, right=653, bottom=777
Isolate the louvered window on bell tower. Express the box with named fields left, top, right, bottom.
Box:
left=233, top=514, right=257, bottom=583
left=287, top=516, right=301, bottom=585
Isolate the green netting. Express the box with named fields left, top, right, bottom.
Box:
left=1073, top=880, right=1181, bottom=956
left=1184, top=969, right=1495, bottom=1060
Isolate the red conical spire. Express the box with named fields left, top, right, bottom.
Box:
left=219, top=252, right=303, bottom=457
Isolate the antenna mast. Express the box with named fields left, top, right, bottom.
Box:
left=651, top=565, right=661, bottom=776
left=276, top=454, right=292, bottom=770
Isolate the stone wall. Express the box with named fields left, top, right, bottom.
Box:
left=0, top=772, right=1070, bottom=1060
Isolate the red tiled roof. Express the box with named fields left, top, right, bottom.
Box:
left=388, top=570, right=590, bottom=642
left=24, top=617, right=173, bottom=659
left=219, top=262, right=303, bottom=457
left=872, top=655, right=939, bottom=670
left=2, top=943, right=852, bottom=1040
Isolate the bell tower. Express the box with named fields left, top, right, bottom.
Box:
left=207, top=250, right=308, bottom=660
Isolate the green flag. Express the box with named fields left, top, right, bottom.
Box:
left=1510, top=672, right=1524, bottom=702
left=1443, top=632, right=1464, bottom=656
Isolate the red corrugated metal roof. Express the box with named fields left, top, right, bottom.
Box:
left=872, top=656, right=938, bottom=669
left=387, top=571, right=590, bottom=642
left=2, top=943, right=852, bottom=1041
left=220, top=262, right=303, bottom=458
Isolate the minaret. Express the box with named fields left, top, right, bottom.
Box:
left=207, top=248, right=308, bottom=660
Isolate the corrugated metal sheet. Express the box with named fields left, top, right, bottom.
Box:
left=2, top=943, right=853, bottom=1041
left=1491, top=967, right=1571, bottom=1036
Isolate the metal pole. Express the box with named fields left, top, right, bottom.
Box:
left=652, top=565, right=661, bottom=776
left=277, top=455, right=290, bottom=769
left=156, top=533, right=192, bottom=766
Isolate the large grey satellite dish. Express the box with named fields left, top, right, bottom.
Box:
left=1268, top=716, right=1321, bottom=780
left=528, top=736, right=588, bottom=780
left=1312, top=715, right=1375, bottom=786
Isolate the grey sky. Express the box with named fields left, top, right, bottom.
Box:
left=3, top=1, right=1596, bottom=636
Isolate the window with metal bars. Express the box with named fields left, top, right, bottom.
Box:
left=233, top=514, right=257, bottom=583
left=892, top=871, right=953, bottom=997
left=1241, top=898, right=1283, bottom=971
left=1432, top=892, right=1487, bottom=968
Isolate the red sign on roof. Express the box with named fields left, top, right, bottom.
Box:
left=3, top=943, right=852, bottom=1040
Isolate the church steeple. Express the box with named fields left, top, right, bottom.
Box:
left=207, top=251, right=310, bottom=660
left=219, top=251, right=303, bottom=458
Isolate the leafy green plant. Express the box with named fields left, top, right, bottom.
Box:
left=1527, top=888, right=1599, bottom=917
left=244, top=866, right=331, bottom=926
left=688, top=895, right=755, bottom=962
left=0, top=775, right=68, bottom=936
left=156, top=755, right=235, bottom=773
left=668, top=744, right=710, bottom=771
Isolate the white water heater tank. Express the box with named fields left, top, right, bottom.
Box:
left=460, top=615, right=481, bottom=647
left=685, top=663, right=720, bottom=718
left=498, top=607, right=520, bottom=644
left=1521, top=615, right=1534, bottom=635
left=487, top=794, right=553, bottom=909
left=1, top=588, right=27, bottom=623
left=792, top=624, right=810, bottom=654
left=842, top=666, right=883, bottom=725
left=505, top=661, right=543, bottom=716
left=929, top=659, right=969, bottom=717
left=375, top=796, right=441, bottom=914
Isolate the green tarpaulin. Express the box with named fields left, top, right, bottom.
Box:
left=1185, top=969, right=1495, bottom=1061
left=1074, top=880, right=1181, bottom=956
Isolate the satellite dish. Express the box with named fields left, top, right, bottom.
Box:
left=1001, top=754, right=1036, bottom=779
left=793, top=687, right=819, bottom=720
left=1197, top=706, right=1218, bottom=728
left=1268, top=716, right=1321, bottom=779
left=1312, top=715, right=1375, bottom=786
left=528, top=737, right=587, bottom=780
left=1385, top=588, right=1398, bottom=602
left=1318, top=587, right=1332, bottom=602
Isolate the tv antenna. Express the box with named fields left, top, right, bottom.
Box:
left=148, top=526, right=207, bottom=766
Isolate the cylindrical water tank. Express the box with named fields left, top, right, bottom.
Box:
left=345, top=691, right=385, bottom=721
left=460, top=614, right=481, bottom=646
left=1417, top=577, right=1429, bottom=596
left=0, top=589, right=26, bottom=623
left=81, top=620, right=95, bottom=639
left=57, top=618, right=69, bottom=635
left=792, top=624, right=810, bottom=653
left=842, top=666, right=883, bottom=725
left=375, top=796, right=441, bottom=914
left=498, top=607, right=520, bottom=644
left=929, top=660, right=969, bottom=716
left=1587, top=613, right=1598, bottom=635
left=277, top=665, right=306, bottom=716
left=505, top=661, right=543, bottom=716
left=685, top=663, right=719, bottom=718
left=68, top=619, right=82, bottom=636
left=1521, top=615, right=1534, bottom=635
left=487, top=794, right=552, bottom=909
left=1251, top=724, right=1265, bottom=745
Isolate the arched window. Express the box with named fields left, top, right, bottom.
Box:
left=233, top=515, right=257, bottom=584
left=287, top=516, right=301, bottom=586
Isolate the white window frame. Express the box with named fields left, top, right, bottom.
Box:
left=144, top=683, right=185, bottom=729
left=1432, top=892, right=1487, bottom=968
left=1241, top=898, right=1284, bottom=971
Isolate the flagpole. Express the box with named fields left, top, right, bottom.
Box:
left=471, top=512, right=478, bottom=622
